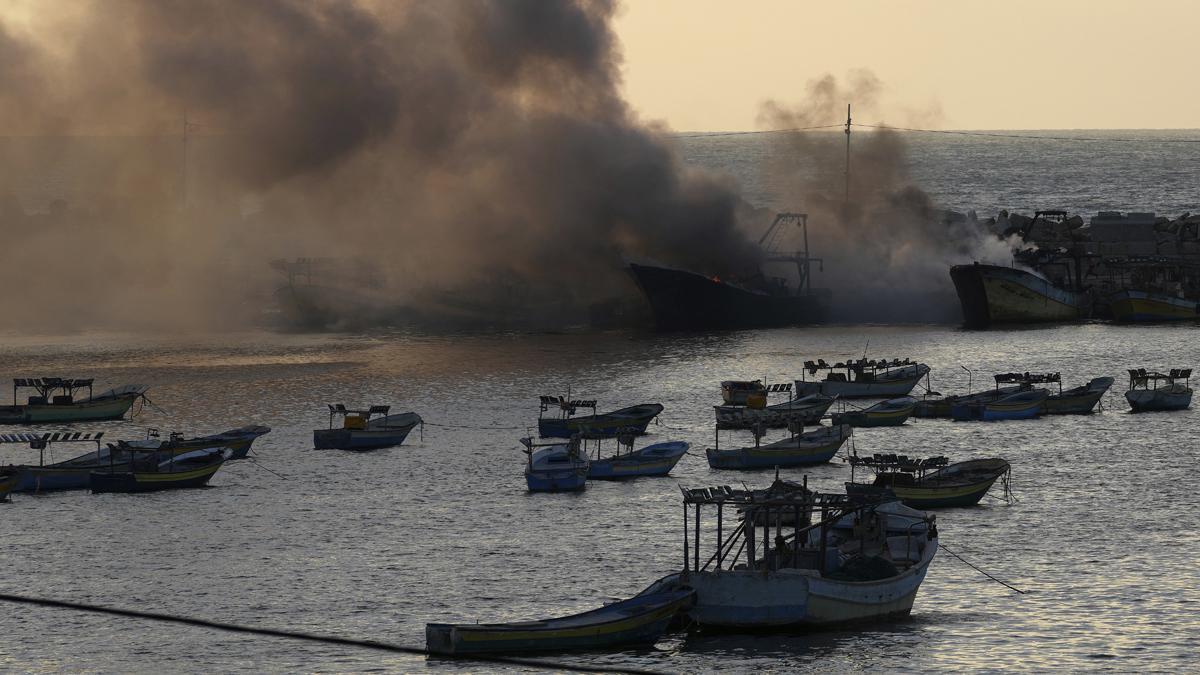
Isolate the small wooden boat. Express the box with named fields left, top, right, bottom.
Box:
left=536, top=396, right=663, bottom=439
left=89, top=448, right=226, bottom=494
left=1042, top=375, right=1114, bottom=414
left=425, top=588, right=695, bottom=655
left=831, top=396, right=917, bottom=427
left=1110, top=289, right=1199, bottom=323
left=313, top=405, right=422, bottom=450
left=914, top=385, right=1019, bottom=418
left=585, top=431, right=688, bottom=479
left=1125, top=368, right=1192, bottom=412
left=0, top=379, right=148, bottom=424
left=951, top=388, right=1048, bottom=421
left=714, top=384, right=835, bottom=429
left=115, top=425, right=272, bottom=460
left=846, top=454, right=1011, bottom=508
left=1, top=432, right=112, bottom=492
left=706, top=423, right=852, bottom=470
left=796, top=358, right=930, bottom=398
left=720, top=380, right=767, bottom=405
left=522, top=437, right=589, bottom=492
left=653, top=481, right=937, bottom=628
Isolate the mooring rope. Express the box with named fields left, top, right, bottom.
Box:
left=0, top=592, right=666, bottom=675
left=938, top=543, right=1026, bottom=594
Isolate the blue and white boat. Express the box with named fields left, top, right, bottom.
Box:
left=586, top=435, right=688, bottom=480
left=522, top=437, right=589, bottom=492
left=313, top=404, right=422, bottom=450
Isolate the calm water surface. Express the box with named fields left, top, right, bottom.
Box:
left=2, top=324, right=1198, bottom=672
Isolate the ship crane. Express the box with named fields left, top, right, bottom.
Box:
left=758, top=212, right=823, bottom=295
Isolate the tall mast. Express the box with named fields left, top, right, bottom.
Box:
left=843, top=103, right=851, bottom=225
left=181, top=110, right=190, bottom=212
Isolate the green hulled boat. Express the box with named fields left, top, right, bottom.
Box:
left=0, top=378, right=147, bottom=424
left=846, top=454, right=1011, bottom=508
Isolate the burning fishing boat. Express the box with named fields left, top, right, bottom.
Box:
left=628, top=213, right=830, bottom=330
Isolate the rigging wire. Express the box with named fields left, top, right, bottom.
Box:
left=674, top=124, right=844, bottom=138
left=851, top=123, right=1200, bottom=144
left=676, top=122, right=1200, bottom=144
left=0, top=592, right=667, bottom=675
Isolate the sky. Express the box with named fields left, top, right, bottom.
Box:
left=615, top=0, right=1200, bottom=131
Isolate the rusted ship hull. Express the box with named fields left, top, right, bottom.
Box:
left=950, top=262, right=1088, bottom=328
left=629, top=263, right=828, bottom=331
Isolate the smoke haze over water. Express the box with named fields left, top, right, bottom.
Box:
left=0, top=4, right=1012, bottom=332
left=760, top=72, right=1014, bottom=322
left=0, top=0, right=767, bottom=331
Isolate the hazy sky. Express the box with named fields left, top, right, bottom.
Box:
left=616, top=0, right=1200, bottom=131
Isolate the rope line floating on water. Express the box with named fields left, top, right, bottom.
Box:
left=938, top=544, right=1026, bottom=594
left=0, top=592, right=666, bottom=675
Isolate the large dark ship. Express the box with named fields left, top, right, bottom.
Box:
left=628, top=213, right=830, bottom=331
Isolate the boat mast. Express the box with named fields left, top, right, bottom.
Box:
left=843, top=103, right=852, bottom=226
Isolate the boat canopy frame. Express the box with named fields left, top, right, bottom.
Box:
left=0, top=431, right=105, bottom=466
left=678, top=478, right=931, bottom=577
left=325, top=403, right=391, bottom=429
left=13, top=378, right=95, bottom=405
left=1127, top=368, right=1191, bottom=390
left=994, top=372, right=1063, bottom=394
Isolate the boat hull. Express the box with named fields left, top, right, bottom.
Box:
left=951, top=391, right=1048, bottom=421
left=685, top=541, right=935, bottom=628
left=794, top=366, right=929, bottom=399
left=628, top=263, right=828, bottom=331
left=313, top=425, right=415, bottom=450
left=525, top=467, right=588, bottom=492
left=1043, top=382, right=1112, bottom=415
left=425, top=590, right=695, bottom=655
left=831, top=400, right=916, bottom=428
left=538, top=404, right=663, bottom=439
left=1126, top=389, right=1192, bottom=412
left=588, top=442, right=687, bottom=479
left=847, top=477, right=1001, bottom=508
left=705, top=427, right=850, bottom=470
left=1110, top=290, right=1199, bottom=323
left=950, top=262, right=1086, bottom=328
left=714, top=396, right=835, bottom=429
left=0, top=395, right=138, bottom=424
left=89, top=461, right=223, bottom=493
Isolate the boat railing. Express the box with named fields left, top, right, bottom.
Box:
left=995, top=372, right=1062, bottom=394
left=538, top=395, right=596, bottom=420
left=679, top=479, right=927, bottom=576
left=847, top=452, right=947, bottom=483
left=1128, top=368, right=1191, bottom=390
left=326, top=403, right=390, bottom=429
left=801, top=358, right=916, bottom=381
left=0, top=431, right=104, bottom=466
